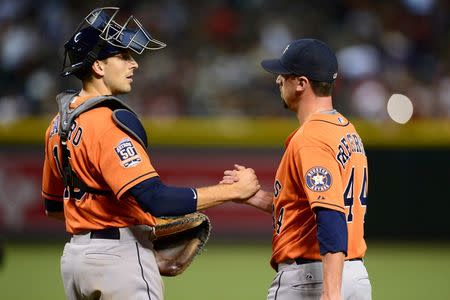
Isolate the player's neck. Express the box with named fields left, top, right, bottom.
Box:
left=80, top=80, right=113, bottom=98
left=296, top=95, right=333, bottom=126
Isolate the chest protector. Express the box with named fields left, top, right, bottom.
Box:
left=56, top=91, right=148, bottom=195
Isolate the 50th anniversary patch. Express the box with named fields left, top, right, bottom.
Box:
left=115, top=138, right=142, bottom=168
left=305, top=166, right=332, bottom=192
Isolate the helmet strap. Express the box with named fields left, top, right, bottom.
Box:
left=84, top=39, right=107, bottom=69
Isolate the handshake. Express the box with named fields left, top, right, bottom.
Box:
left=218, top=164, right=272, bottom=213
left=196, top=164, right=272, bottom=212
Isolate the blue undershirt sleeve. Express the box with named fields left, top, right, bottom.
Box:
left=316, top=207, right=348, bottom=256
left=129, top=177, right=197, bottom=217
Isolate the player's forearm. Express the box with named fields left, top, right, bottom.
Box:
left=245, top=190, right=272, bottom=213
left=196, top=184, right=244, bottom=210
left=197, top=167, right=260, bottom=210
left=321, top=252, right=345, bottom=300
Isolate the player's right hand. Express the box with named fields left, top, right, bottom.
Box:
left=243, top=189, right=272, bottom=213
left=232, top=165, right=260, bottom=200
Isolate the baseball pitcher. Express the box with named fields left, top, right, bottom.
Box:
left=223, top=39, right=371, bottom=300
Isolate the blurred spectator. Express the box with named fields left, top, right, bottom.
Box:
left=438, top=77, right=450, bottom=117
left=0, top=0, right=449, bottom=121
left=350, top=79, right=389, bottom=122
left=337, top=44, right=381, bottom=80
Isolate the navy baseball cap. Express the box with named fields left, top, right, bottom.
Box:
left=261, top=39, right=338, bottom=83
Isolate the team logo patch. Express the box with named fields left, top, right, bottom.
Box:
left=115, top=138, right=142, bottom=168
left=305, top=166, right=332, bottom=192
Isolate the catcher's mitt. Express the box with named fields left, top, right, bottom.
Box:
left=153, top=212, right=211, bottom=277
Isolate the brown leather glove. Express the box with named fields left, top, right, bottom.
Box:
left=153, top=212, right=211, bottom=276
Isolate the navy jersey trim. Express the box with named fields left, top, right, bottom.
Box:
left=310, top=201, right=344, bottom=210
left=116, top=171, right=157, bottom=197
left=42, top=191, right=64, bottom=199
left=309, top=119, right=349, bottom=127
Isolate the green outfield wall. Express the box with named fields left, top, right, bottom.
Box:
left=1, top=117, right=450, bottom=147
left=0, top=117, right=449, bottom=240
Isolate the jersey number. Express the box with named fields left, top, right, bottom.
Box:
left=343, top=167, right=368, bottom=222
left=68, top=122, right=83, bottom=146
left=272, top=205, right=285, bottom=234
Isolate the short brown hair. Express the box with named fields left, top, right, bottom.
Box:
left=310, top=80, right=333, bottom=96
left=75, top=69, right=92, bottom=81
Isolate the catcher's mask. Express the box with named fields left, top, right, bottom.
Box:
left=61, top=7, right=166, bottom=78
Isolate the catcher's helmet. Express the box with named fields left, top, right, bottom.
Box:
left=62, top=7, right=166, bottom=77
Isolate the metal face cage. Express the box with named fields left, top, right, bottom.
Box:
left=62, top=7, right=166, bottom=76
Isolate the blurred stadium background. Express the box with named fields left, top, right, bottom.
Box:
left=1, top=0, right=450, bottom=299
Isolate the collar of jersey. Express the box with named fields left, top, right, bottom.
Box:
left=305, top=111, right=349, bottom=126
left=284, top=111, right=349, bottom=147
left=69, top=94, right=111, bottom=109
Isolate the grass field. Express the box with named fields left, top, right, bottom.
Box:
left=1, top=241, right=450, bottom=299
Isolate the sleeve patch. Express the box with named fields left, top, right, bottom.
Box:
left=305, top=166, right=332, bottom=192
left=115, top=138, right=142, bottom=168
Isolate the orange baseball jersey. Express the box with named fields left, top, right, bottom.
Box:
left=271, top=111, right=368, bottom=269
left=42, top=96, right=158, bottom=234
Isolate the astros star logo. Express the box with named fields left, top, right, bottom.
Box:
left=305, top=166, right=332, bottom=192
left=312, top=173, right=325, bottom=185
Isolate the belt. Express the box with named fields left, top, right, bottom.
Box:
left=277, top=257, right=363, bottom=272
left=346, top=258, right=363, bottom=262
left=71, top=226, right=156, bottom=244
left=90, top=228, right=120, bottom=240
left=276, top=258, right=321, bottom=272
left=295, top=258, right=321, bottom=265
left=294, top=257, right=362, bottom=264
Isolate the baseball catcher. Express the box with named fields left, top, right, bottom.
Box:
left=55, top=90, right=211, bottom=278
left=42, top=6, right=259, bottom=299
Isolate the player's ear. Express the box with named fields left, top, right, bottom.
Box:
left=296, top=76, right=308, bottom=92
left=91, top=60, right=105, bottom=77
